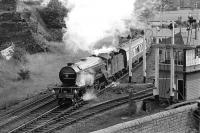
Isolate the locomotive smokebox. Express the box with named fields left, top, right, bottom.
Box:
left=59, top=66, right=77, bottom=86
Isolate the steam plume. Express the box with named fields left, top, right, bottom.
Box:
left=41, top=0, right=160, bottom=51
left=92, top=46, right=117, bottom=56
left=63, top=0, right=136, bottom=51
left=82, top=89, right=97, bottom=101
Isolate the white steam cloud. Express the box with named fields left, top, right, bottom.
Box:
left=92, top=46, right=117, bottom=56
left=63, top=0, right=136, bottom=51
left=82, top=89, right=97, bottom=101
left=40, top=0, right=159, bottom=51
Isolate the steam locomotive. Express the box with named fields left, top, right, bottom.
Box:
left=53, top=37, right=144, bottom=105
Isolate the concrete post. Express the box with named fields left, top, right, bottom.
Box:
left=129, top=40, right=132, bottom=83
left=129, top=90, right=136, bottom=115
left=143, top=29, right=146, bottom=83
left=170, top=21, right=175, bottom=103
left=154, top=37, right=160, bottom=102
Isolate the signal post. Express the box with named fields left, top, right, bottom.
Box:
left=170, top=21, right=175, bottom=103
left=154, top=36, right=160, bottom=102
left=129, top=39, right=133, bottom=83
left=143, top=29, right=146, bottom=83
left=153, top=21, right=175, bottom=103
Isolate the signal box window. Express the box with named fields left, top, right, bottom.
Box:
left=195, top=48, right=200, bottom=58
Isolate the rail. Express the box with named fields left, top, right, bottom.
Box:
left=0, top=94, right=55, bottom=128
left=0, top=90, right=53, bottom=119
left=22, top=87, right=153, bottom=133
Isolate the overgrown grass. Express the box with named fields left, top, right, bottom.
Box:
left=0, top=47, right=89, bottom=109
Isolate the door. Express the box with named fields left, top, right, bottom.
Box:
left=177, top=80, right=184, bottom=101
left=159, top=78, right=170, bottom=98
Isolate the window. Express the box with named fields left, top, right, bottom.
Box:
left=165, top=50, right=171, bottom=64
left=178, top=51, right=183, bottom=65
left=175, top=51, right=183, bottom=65
left=159, top=49, right=165, bottom=63
left=159, top=50, right=162, bottom=54
left=194, top=48, right=200, bottom=58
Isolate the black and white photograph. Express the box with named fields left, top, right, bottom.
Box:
left=0, top=0, right=200, bottom=132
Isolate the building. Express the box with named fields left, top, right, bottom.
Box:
left=153, top=26, right=200, bottom=102
left=164, top=0, right=200, bottom=9
left=156, top=31, right=185, bottom=101
left=185, top=43, right=200, bottom=100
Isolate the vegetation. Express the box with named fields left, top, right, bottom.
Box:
left=17, top=69, right=30, bottom=80
left=39, top=0, right=68, bottom=29
left=139, top=8, right=155, bottom=22
left=12, top=47, right=27, bottom=64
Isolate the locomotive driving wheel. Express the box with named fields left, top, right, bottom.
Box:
left=58, top=98, right=64, bottom=106
left=58, top=98, right=73, bottom=106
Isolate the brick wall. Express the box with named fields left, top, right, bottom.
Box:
left=91, top=104, right=198, bottom=133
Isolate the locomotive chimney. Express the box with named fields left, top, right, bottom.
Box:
left=67, top=63, right=74, bottom=66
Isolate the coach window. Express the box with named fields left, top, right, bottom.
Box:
left=198, top=48, right=200, bottom=58
left=195, top=48, right=200, bottom=58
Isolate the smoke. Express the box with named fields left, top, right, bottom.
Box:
left=40, top=0, right=160, bottom=52
left=76, top=70, right=95, bottom=87
left=92, top=46, right=117, bottom=56
left=63, top=0, right=136, bottom=51
left=82, top=89, right=97, bottom=101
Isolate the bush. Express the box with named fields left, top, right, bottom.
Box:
left=38, top=0, right=68, bottom=29
left=12, top=47, right=27, bottom=64
left=48, top=29, right=64, bottom=41
left=17, top=68, right=30, bottom=80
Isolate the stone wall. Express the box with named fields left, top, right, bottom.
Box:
left=0, top=0, right=17, bottom=11
left=0, top=5, right=45, bottom=53
left=91, top=104, right=197, bottom=133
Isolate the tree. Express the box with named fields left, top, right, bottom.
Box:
left=39, top=0, right=68, bottom=29
left=139, top=8, right=155, bottom=22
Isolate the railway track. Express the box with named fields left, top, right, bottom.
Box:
left=9, top=88, right=153, bottom=133
left=1, top=71, right=128, bottom=133
left=0, top=90, right=53, bottom=120
left=0, top=92, right=57, bottom=133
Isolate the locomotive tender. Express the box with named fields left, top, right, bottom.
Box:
left=53, top=37, right=144, bottom=105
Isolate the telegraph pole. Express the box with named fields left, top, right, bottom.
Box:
left=143, top=29, right=146, bottom=83
left=170, top=21, right=175, bottom=103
